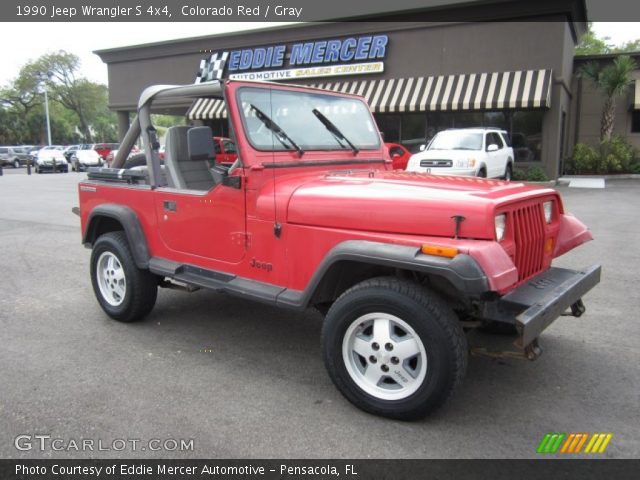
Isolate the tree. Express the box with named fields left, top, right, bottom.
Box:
left=30, top=51, right=98, bottom=142
left=577, top=23, right=640, bottom=55
left=580, top=55, right=637, bottom=140
left=576, top=23, right=612, bottom=55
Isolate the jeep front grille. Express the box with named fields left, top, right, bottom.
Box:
left=512, top=204, right=546, bottom=282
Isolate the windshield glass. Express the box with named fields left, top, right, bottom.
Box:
left=428, top=131, right=483, bottom=151
left=238, top=87, right=380, bottom=151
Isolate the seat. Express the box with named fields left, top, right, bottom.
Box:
left=164, top=126, right=215, bottom=191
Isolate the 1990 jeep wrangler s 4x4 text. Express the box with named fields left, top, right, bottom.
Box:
left=78, top=80, right=600, bottom=420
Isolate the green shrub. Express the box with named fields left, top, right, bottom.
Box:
left=512, top=168, right=528, bottom=181
left=599, top=135, right=634, bottom=173
left=526, top=166, right=548, bottom=182
left=570, top=137, right=636, bottom=174
left=570, top=143, right=599, bottom=174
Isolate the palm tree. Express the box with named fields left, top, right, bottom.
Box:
left=580, top=55, right=637, bottom=141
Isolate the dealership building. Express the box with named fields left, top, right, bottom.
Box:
left=95, top=1, right=640, bottom=178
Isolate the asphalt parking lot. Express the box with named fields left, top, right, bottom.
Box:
left=0, top=167, right=638, bottom=459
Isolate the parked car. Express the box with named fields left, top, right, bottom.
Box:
left=154, top=138, right=235, bottom=165
left=106, top=145, right=140, bottom=166
left=406, top=128, right=514, bottom=180
left=27, top=145, right=45, bottom=161
left=71, top=148, right=103, bottom=171
left=93, top=143, right=119, bottom=160
left=79, top=80, right=599, bottom=420
left=64, top=144, right=91, bottom=161
left=212, top=137, right=238, bottom=165
left=385, top=143, right=412, bottom=170
left=0, top=146, right=32, bottom=168
left=34, top=147, right=68, bottom=173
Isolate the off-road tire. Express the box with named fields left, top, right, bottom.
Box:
left=321, top=277, right=467, bottom=420
left=90, top=231, right=157, bottom=322
left=123, top=153, right=147, bottom=169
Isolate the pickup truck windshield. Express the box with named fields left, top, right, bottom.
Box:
left=429, top=131, right=483, bottom=151
left=238, top=87, right=380, bottom=151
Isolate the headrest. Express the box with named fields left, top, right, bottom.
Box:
left=188, top=126, right=215, bottom=161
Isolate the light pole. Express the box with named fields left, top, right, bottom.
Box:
left=43, top=85, right=52, bottom=146
left=37, top=71, right=53, bottom=146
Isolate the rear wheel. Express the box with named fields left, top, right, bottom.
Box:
left=322, top=277, right=467, bottom=420
left=90, top=231, right=157, bottom=322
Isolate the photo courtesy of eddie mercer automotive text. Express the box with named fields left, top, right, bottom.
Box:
left=78, top=66, right=600, bottom=420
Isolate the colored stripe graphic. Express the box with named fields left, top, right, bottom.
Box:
left=537, top=433, right=566, bottom=454
left=539, top=433, right=613, bottom=454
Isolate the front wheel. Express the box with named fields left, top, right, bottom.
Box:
left=321, top=277, right=467, bottom=420
left=13, top=159, right=20, bottom=168
left=504, top=163, right=513, bottom=181
left=90, top=231, right=158, bottom=322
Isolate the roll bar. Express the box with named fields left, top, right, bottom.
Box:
left=111, top=82, right=225, bottom=183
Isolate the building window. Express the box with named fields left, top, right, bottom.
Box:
left=632, top=111, right=640, bottom=133
left=374, top=114, right=401, bottom=143
left=375, top=109, right=543, bottom=160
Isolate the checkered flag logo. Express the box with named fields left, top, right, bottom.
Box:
left=196, top=51, right=229, bottom=83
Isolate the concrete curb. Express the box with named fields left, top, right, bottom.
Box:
left=556, top=174, right=640, bottom=186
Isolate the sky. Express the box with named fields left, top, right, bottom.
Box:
left=0, top=22, right=638, bottom=88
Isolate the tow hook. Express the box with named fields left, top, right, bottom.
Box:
left=561, top=298, right=586, bottom=317
left=524, top=339, right=542, bottom=361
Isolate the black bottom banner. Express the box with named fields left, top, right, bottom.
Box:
left=1, top=459, right=638, bottom=480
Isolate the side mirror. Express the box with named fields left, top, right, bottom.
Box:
left=487, top=144, right=499, bottom=152
left=419, top=144, right=426, bottom=152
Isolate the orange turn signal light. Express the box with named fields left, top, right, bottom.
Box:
left=421, top=244, right=459, bottom=258
left=544, top=237, right=554, bottom=254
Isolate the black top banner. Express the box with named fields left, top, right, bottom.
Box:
left=1, top=0, right=639, bottom=22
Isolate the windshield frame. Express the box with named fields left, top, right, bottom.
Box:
left=235, top=86, right=381, bottom=153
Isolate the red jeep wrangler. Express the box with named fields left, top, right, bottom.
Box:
left=78, top=80, right=600, bottom=419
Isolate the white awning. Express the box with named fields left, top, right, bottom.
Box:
left=187, top=69, right=553, bottom=120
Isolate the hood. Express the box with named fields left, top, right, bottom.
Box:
left=286, top=170, right=556, bottom=239
left=412, top=149, right=482, bottom=162
left=37, top=150, right=66, bottom=162
left=76, top=150, right=101, bottom=163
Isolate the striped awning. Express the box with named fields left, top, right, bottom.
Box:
left=187, top=69, right=553, bottom=120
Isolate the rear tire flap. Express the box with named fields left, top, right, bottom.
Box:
left=90, top=231, right=157, bottom=322
left=321, top=277, right=467, bottom=420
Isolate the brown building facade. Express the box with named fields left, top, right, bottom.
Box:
left=96, top=3, right=595, bottom=179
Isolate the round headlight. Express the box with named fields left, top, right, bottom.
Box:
left=543, top=201, right=553, bottom=223
left=495, top=214, right=506, bottom=241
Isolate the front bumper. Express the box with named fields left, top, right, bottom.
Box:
left=481, top=265, right=601, bottom=349
left=407, top=166, right=477, bottom=176
left=76, top=163, right=101, bottom=171
left=38, top=163, right=68, bottom=172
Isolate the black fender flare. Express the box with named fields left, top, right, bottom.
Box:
left=83, top=204, right=150, bottom=269
left=276, top=240, right=490, bottom=309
